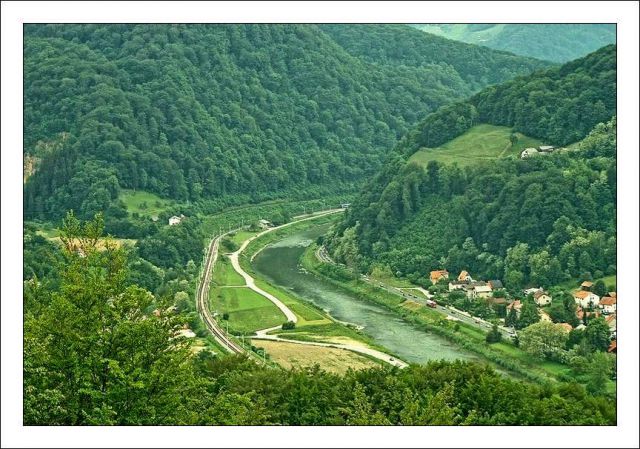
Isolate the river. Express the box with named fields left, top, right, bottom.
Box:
left=252, top=224, right=479, bottom=364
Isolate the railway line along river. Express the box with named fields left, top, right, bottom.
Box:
left=252, top=223, right=479, bottom=365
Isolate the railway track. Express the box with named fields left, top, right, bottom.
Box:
left=195, top=232, right=246, bottom=354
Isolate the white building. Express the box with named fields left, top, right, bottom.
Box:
left=168, top=214, right=185, bottom=226
left=573, top=290, right=600, bottom=308
left=521, top=148, right=539, bottom=159
left=599, top=296, right=617, bottom=314
left=472, top=285, right=492, bottom=300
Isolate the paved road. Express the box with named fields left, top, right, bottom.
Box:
left=316, top=246, right=516, bottom=340
left=253, top=327, right=408, bottom=369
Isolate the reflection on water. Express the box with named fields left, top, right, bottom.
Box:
left=253, top=225, right=478, bottom=364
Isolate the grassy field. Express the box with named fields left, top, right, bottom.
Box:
left=555, top=274, right=617, bottom=292
left=211, top=255, right=245, bottom=286
left=409, top=124, right=545, bottom=167
left=210, top=286, right=287, bottom=334
left=251, top=340, right=380, bottom=374
left=228, top=230, right=256, bottom=246
left=120, top=189, right=174, bottom=217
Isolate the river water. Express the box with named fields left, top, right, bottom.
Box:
left=252, top=224, right=478, bottom=364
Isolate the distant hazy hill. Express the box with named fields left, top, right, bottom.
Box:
left=412, top=24, right=616, bottom=62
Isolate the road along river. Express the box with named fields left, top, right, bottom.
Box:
left=252, top=224, right=479, bottom=365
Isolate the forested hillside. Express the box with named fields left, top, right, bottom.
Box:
left=412, top=24, right=616, bottom=63
left=396, top=45, right=616, bottom=158
left=327, top=46, right=616, bottom=291
left=23, top=24, right=547, bottom=222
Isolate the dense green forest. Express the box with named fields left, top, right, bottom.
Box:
left=327, top=46, right=616, bottom=291
left=23, top=216, right=615, bottom=425
left=23, top=24, right=548, bottom=222
left=412, top=24, right=616, bottom=63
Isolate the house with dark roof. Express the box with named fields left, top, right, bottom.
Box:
left=533, top=290, right=552, bottom=306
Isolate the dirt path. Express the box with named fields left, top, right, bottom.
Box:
left=253, top=327, right=408, bottom=368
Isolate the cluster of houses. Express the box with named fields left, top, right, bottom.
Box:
left=431, top=269, right=504, bottom=301
left=520, top=145, right=561, bottom=159
left=429, top=269, right=617, bottom=345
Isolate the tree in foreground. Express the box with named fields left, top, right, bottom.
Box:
left=24, top=212, right=200, bottom=425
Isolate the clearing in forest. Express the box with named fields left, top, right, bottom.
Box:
left=409, top=124, right=545, bottom=166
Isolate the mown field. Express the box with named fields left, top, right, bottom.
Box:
left=209, top=286, right=286, bottom=334
left=409, top=124, right=545, bottom=166
left=251, top=340, right=380, bottom=374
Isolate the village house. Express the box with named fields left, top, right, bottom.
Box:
left=608, top=340, right=617, bottom=354
left=573, top=290, right=600, bottom=308
left=258, top=219, right=272, bottom=230
left=457, top=270, right=472, bottom=282
left=463, top=281, right=488, bottom=299
left=430, top=270, right=449, bottom=285
left=448, top=280, right=467, bottom=292
left=523, top=287, right=542, bottom=296
left=599, top=296, right=617, bottom=314
left=520, top=147, right=538, bottom=159
left=506, top=300, right=522, bottom=318
left=488, top=280, right=503, bottom=290
left=533, top=290, right=552, bottom=306
left=605, top=314, right=617, bottom=339
left=538, top=145, right=555, bottom=153
left=472, top=284, right=492, bottom=300
left=575, top=306, right=600, bottom=323
left=580, top=281, right=593, bottom=291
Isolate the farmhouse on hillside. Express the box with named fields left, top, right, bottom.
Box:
left=458, top=270, right=472, bottom=282
left=520, top=147, right=538, bottom=159
left=168, top=214, right=185, bottom=226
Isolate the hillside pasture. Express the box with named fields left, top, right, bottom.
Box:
left=409, top=124, right=545, bottom=166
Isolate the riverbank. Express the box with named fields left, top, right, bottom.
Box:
left=301, top=242, right=576, bottom=384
